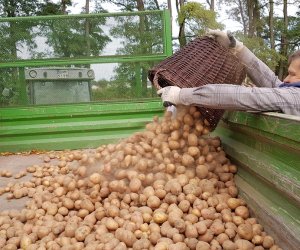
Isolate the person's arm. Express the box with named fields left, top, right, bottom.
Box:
left=238, top=47, right=282, bottom=88
left=207, top=30, right=282, bottom=88
left=180, top=84, right=300, bottom=115
left=158, top=85, right=300, bottom=115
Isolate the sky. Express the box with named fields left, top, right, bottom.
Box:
left=63, top=0, right=243, bottom=32
left=63, top=0, right=298, bottom=32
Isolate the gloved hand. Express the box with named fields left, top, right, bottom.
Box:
left=157, top=86, right=181, bottom=107
left=206, top=29, right=244, bottom=53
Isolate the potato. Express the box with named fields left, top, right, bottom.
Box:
left=115, top=228, right=137, bottom=247
left=153, top=211, right=168, bottom=224
left=222, top=240, right=237, bottom=250
left=196, top=241, right=210, bottom=250
left=187, top=133, right=198, bottom=146
left=172, top=233, right=184, bottom=243
left=252, top=235, right=263, bottom=245
left=89, top=173, right=102, bottom=184
left=178, top=200, right=190, bottom=213
left=75, top=226, right=91, bottom=242
left=147, top=196, right=161, bottom=209
left=235, top=206, right=249, bottom=219
left=128, top=178, right=141, bottom=193
left=188, top=146, right=200, bottom=157
left=132, top=238, right=151, bottom=249
left=169, top=242, right=189, bottom=250
left=185, top=224, right=198, bottom=238
left=105, top=218, right=119, bottom=231
left=36, top=227, right=49, bottom=241
left=263, top=235, right=274, bottom=248
left=237, top=224, right=253, bottom=240
left=183, top=183, right=201, bottom=196
left=227, top=198, right=241, bottom=210
left=235, top=239, right=254, bottom=250
left=210, top=221, right=225, bottom=235
left=252, top=224, right=263, bottom=236
left=181, top=154, right=195, bottom=167
left=198, top=229, right=214, bottom=243
left=196, top=165, right=209, bottom=179
left=169, top=140, right=181, bottom=150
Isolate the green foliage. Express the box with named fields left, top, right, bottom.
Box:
left=235, top=33, right=285, bottom=71
left=178, top=2, right=223, bottom=38
left=108, top=12, right=164, bottom=90
left=39, top=17, right=111, bottom=58
left=96, top=0, right=166, bottom=11
left=0, top=69, right=20, bottom=106
left=260, top=14, right=300, bottom=55
left=91, top=79, right=155, bottom=101
left=37, top=0, right=62, bottom=15
left=0, top=0, right=40, bottom=17
left=286, top=16, right=300, bottom=51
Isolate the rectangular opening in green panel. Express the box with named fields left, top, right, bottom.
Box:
left=0, top=61, right=162, bottom=106
left=0, top=11, right=165, bottom=62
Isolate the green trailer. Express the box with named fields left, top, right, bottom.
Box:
left=0, top=10, right=299, bottom=250
left=213, top=112, right=300, bottom=250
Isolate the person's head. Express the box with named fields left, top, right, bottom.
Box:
left=283, top=50, right=300, bottom=83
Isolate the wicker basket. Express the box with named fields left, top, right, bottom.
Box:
left=148, top=36, right=246, bottom=130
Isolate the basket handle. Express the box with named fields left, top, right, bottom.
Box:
left=152, top=69, right=167, bottom=89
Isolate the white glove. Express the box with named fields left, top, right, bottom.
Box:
left=206, top=29, right=244, bottom=53
left=157, top=86, right=181, bottom=107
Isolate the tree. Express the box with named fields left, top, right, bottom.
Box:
left=177, top=1, right=223, bottom=47
left=218, top=0, right=249, bottom=35
left=61, top=0, right=72, bottom=14
left=206, top=0, right=215, bottom=11
left=37, top=0, right=62, bottom=15
left=96, top=0, right=165, bottom=97
left=0, top=0, right=40, bottom=17
left=177, top=0, right=187, bottom=47
left=0, top=0, right=41, bottom=105
left=277, top=0, right=289, bottom=79
left=269, top=0, right=275, bottom=49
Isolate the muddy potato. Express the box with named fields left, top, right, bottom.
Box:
left=235, top=239, right=255, bottom=250
left=196, top=241, right=210, bottom=250
left=237, top=224, right=253, bottom=241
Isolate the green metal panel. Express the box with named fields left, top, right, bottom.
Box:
left=0, top=10, right=171, bottom=69
left=0, top=100, right=164, bottom=152
left=0, top=55, right=169, bottom=69
left=0, top=10, right=172, bottom=107
left=214, top=111, right=300, bottom=250
left=163, top=9, right=173, bottom=57
left=0, top=10, right=167, bottom=22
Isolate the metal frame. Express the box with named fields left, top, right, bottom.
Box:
left=0, top=10, right=172, bottom=151
left=0, top=10, right=172, bottom=69
left=0, top=10, right=172, bottom=107
left=213, top=111, right=300, bottom=250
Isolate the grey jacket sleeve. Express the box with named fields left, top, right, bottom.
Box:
left=179, top=84, right=300, bottom=116
left=238, top=47, right=283, bottom=88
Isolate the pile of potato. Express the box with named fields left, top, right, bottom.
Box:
left=0, top=106, right=281, bottom=250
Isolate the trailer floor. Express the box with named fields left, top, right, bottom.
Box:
left=0, top=154, right=47, bottom=211
left=0, top=149, right=98, bottom=212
